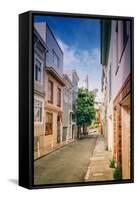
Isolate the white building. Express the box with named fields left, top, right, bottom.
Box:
left=82, top=75, right=89, bottom=90
left=101, top=19, right=131, bottom=179
left=64, top=69, right=79, bottom=138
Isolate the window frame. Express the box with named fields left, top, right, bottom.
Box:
left=115, top=21, right=130, bottom=75
left=123, top=21, right=129, bottom=49
left=48, top=79, right=54, bottom=104
left=34, top=98, right=43, bottom=124
left=115, top=21, right=119, bottom=75
left=109, top=64, right=112, bottom=101
left=34, top=55, right=43, bottom=84
left=52, top=49, right=59, bottom=68
left=57, top=86, right=61, bottom=107
left=119, top=21, right=129, bottom=64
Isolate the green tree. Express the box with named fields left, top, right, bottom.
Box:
left=76, top=88, right=96, bottom=137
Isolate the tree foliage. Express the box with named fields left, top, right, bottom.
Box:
left=76, top=88, right=96, bottom=128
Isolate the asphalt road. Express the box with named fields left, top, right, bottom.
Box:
left=34, top=136, right=97, bottom=185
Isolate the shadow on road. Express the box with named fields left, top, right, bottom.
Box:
left=79, top=133, right=102, bottom=139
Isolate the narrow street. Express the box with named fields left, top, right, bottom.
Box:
left=34, top=135, right=97, bottom=185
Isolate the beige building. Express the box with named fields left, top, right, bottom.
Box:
left=44, top=67, right=65, bottom=153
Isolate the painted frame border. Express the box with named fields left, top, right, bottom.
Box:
left=19, top=11, right=134, bottom=189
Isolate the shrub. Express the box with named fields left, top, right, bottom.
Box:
left=113, top=167, right=122, bottom=180
left=109, top=158, right=115, bottom=168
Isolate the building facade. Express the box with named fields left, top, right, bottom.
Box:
left=82, top=75, right=89, bottom=90
left=64, top=69, right=79, bottom=139
left=62, top=74, right=73, bottom=141
left=34, top=29, right=48, bottom=159
left=34, top=22, right=65, bottom=159
left=101, top=20, right=131, bottom=179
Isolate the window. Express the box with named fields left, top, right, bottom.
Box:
left=34, top=58, right=42, bottom=83
left=69, top=113, right=72, bottom=124
left=34, top=99, right=42, bottom=122
left=57, top=87, right=61, bottom=107
left=115, top=21, right=119, bottom=72
left=109, top=64, right=112, bottom=101
left=65, top=88, right=68, bottom=96
left=64, top=88, right=68, bottom=103
left=69, top=91, right=72, bottom=104
left=72, top=113, right=76, bottom=122
left=120, top=21, right=130, bottom=68
left=45, top=112, right=53, bottom=134
left=48, top=80, right=53, bottom=103
left=52, top=50, right=59, bottom=68
left=123, top=21, right=129, bottom=47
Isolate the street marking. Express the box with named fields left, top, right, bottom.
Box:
left=93, top=172, right=104, bottom=176
left=84, top=156, right=92, bottom=180
left=84, top=167, right=91, bottom=180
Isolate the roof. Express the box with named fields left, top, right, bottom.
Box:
left=64, top=69, right=79, bottom=81
left=34, top=28, right=49, bottom=51
left=46, top=66, right=66, bottom=86
left=63, top=74, right=73, bottom=88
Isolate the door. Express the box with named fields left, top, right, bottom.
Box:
left=121, top=95, right=130, bottom=179
left=57, top=114, right=61, bottom=143
left=62, top=127, right=67, bottom=141
left=72, top=125, right=75, bottom=139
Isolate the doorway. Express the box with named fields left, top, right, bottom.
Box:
left=57, top=114, right=61, bottom=143
left=121, top=94, right=131, bottom=179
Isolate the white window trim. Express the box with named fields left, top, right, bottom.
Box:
left=34, top=96, right=44, bottom=125
left=34, top=54, right=44, bottom=85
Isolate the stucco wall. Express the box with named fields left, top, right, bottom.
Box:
left=45, top=71, right=63, bottom=109
left=44, top=70, right=63, bottom=151
left=106, top=20, right=131, bottom=152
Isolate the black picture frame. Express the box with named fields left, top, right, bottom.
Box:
left=19, top=10, right=134, bottom=189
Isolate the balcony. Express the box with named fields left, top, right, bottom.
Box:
left=34, top=81, right=45, bottom=97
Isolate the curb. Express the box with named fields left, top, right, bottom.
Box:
left=84, top=137, right=98, bottom=181
left=34, top=139, right=76, bottom=161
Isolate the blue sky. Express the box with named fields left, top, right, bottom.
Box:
left=34, top=15, right=102, bottom=95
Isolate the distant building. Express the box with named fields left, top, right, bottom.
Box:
left=82, top=75, right=89, bottom=90
left=92, top=90, right=103, bottom=134
left=62, top=74, right=73, bottom=141
left=64, top=69, right=79, bottom=138
left=101, top=20, right=131, bottom=179
left=92, top=88, right=99, bottom=94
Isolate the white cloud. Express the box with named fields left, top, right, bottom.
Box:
left=57, top=39, right=102, bottom=92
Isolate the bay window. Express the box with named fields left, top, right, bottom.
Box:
left=34, top=58, right=42, bottom=83
left=34, top=99, right=43, bottom=122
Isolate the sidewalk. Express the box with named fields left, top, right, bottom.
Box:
left=85, top=134, right=114, bottom=181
